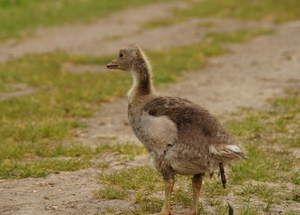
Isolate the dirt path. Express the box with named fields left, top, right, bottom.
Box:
left=0, top=1, right=274, bottom=63
left=0, top=1, right=188, bottom=62
left=0, top=2, right=300, bottom=215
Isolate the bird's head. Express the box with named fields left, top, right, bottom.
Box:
left=107, top=44, right=140, bottom=72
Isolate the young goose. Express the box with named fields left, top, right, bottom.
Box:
left=107, top=44, right=247, bottom=215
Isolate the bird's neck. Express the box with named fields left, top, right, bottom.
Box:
left=127, top=61, right=155, bottom=103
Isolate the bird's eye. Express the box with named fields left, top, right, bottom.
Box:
left=119, top=53, right=123, bottom=58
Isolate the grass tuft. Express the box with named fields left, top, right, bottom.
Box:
left=0, top=158, right=89, bottom=179
left=0, top=142, right=146, bottom=179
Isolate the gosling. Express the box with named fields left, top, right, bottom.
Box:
left=107, top=44, right=247, bottom=215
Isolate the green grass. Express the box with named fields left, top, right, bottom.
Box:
left=145, top=0, right=300, bottom=28
left=227, top=93, right=300, bottom=186
left=197, top=21, right=218, bottom=28
left=0, top=83, right=15, bottom=92
left=96, top=166, right=164, bottom=214
left=0, top=0, right=176, bottom=42
left=0, top=142, right=146, bottom=179
left=228, top=142, right=296, bottom=182
left=236, top=183, right=277, bottom=202
left=239, top=205, right=259, bottom=215
left=0, top=158, right=90, bottom=179
left=291, top=170, right=300, bottom=185
left=226, top=90, right=300, bottom=213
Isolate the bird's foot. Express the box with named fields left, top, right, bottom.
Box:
left=185, top=207, right=197, bottom=215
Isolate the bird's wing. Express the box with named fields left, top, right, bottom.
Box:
left=142, top=96, right=248, bottom=162
left=136, top=97, right=189, bottom=151
left=143, top=96, right=192, bottom=116
left=145, top=97, right=237, bottom=140
left=143, top=96, right=220, bottom=136
left=143, top=96, right=194, bottom=125
left=139, top=113, right=178, bottom=150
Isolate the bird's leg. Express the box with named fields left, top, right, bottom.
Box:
left=228, top=203, right=234, bottom=215
left=219, top=163, right=226, bottom=188
left=187, top=173, right=204, bottom=215
left=159, top=177, right=175, bottom=215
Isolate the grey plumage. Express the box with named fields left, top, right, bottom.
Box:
left=107, top=44, right=247, bottom=215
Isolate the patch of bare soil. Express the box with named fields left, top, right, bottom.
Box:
left=0, top=1, right=300, bottom=214
left=0, top=83, right=47, bottom=101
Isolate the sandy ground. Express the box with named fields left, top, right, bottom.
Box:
left=0, top=1, right=300, bottom=215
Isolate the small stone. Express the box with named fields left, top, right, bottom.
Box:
left=51, top=206, right=58, bottom=210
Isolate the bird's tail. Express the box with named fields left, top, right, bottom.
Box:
left=209, top=144, right=248, bottom=160
left=225, top=145, right=248, bottom=160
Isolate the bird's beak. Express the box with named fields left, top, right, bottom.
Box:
left=107, top=59, right=118, bottom=69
